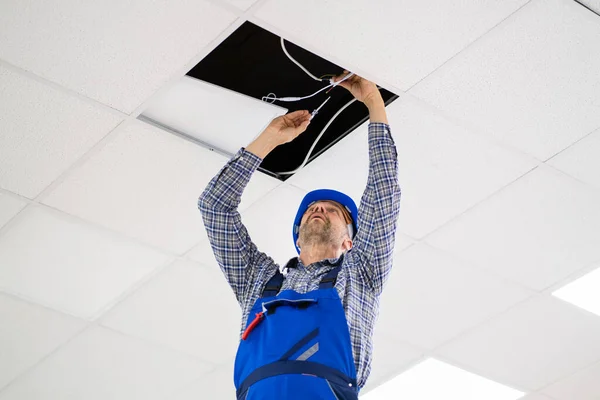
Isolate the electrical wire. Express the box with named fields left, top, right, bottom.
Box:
left=261, top=72, right=354, bottom=103
left=261, top=84, right=332, bottom=103
left=277, top=97, right=357, bottom=175
left=309, top=96, right=331, bottom=121
left=280, top=37, right=326, bottom=82
left=268, top=37, right=355, bottom=103
left=272, top=37, right=367, bottom=176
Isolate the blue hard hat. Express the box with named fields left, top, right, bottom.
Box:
left=292, top=189, right=358, bottom=254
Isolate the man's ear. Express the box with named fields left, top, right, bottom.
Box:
left=296, top=238, right=301, bottom=250
left=342, top=237, right=353, bottom=252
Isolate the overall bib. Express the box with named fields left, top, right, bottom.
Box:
left=234, top=259, right=360, bottom=400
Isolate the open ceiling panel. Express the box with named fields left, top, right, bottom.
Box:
left=141, top=21, right=398, bottom=180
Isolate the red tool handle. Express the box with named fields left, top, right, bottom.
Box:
left=241, top=311, right=264, bottom=341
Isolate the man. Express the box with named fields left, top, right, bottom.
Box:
left=198, top=71, right=401, bottom=399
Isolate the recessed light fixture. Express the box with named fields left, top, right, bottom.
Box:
left=360, top=358, right=523, bottom=400
left=140, top=76, right=288, bottom=157
left=553, top=265, right=600, bottom=317
left=138, top=21, right=398, bottom=180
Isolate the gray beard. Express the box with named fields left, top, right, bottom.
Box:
left=299, top=219, right=336, bottom=248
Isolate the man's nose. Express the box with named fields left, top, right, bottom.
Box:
left=313, top=204, right=328, bottom=215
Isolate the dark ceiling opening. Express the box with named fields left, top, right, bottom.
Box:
left=187, top=21, right=398, bottom=181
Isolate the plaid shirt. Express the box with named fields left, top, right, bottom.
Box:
left=198, top=122, right=401, bottom=388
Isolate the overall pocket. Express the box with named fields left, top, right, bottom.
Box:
left=258, top=297, right=320, bottom=360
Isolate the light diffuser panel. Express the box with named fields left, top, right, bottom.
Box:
left=553, top=265, right=600, bottom=317
left=360, top=358, right=523, bottom=400
left=140, top=76, right=288, bottom=156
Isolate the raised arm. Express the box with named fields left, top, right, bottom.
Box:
left=197, top=110, right=311, bottom=306
left=198, top=148, right=275, bottom=306
left=332, top=72, right=401, bottom=295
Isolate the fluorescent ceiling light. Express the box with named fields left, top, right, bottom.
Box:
left=360, top=358, right=523, bottom=400
left=553, top=265, right=600, bottom=317
left=140, top=76, right=288, bottom=156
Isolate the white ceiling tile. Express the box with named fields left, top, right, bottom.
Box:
left=0, top=66, right=123, bottom=198
left=361, top=358, right=524, bottom=400
left=167, top=361, right=236, bottom=400
left=185, top=229, right=219, bottom=269
left=0, top=0, right=236, bottom=113
left=437, top=295, right=600, bottom=391
left=0, top=326, right=213, bottom=400
left=41, top=120, right=270, bottom=255
left=542, top=360, right=600, bottom=400
left=410, top=0, right=600, bottom=161
left=518, top=395, right=555, bottom=400
left=0, top=206, right=170, bottom=319
left=0, top=192, right=26, bottom=230
left=577, top=0, right=600, bottom=13
left=241, top=184, right=307, bottom=265
left=290, top=96, right=537, bottom=239
left=360, top=329, right=424, bottom=395
left=547, top=129, right=600, bottom=190
left=254, top=0, right=528, bottom=90
left=100, top=259, right=241, bottom=365
left=287, top=123, right=369, bottom=212
left=378, top=243, right=533, bottom=350
left=426, top=166, right=600, bottom=291
left=221, top=0, right=258, bottom=11
left=0, top=294, right=86, bottom=391
left=389, top=97, right=537, bottom=238
left=394, top=233, right=414, bottom=255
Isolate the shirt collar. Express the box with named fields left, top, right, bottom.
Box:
left=292, top=253, right=345, bottom=269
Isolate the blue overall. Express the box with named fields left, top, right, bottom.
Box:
left=234, top=258, right=360, bottom=399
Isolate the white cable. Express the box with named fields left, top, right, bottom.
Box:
left=309, top=96, right=331, bottom=121
left=278, top=97, right=358, bottom=175
left=273, top=40, right=364, bottom=175
left=261, top=72, right=354, bottom=103
left=266, top=37, right=356, bottom=103
left=281, top=37, right=324, bottom=82
left=261, top=84, right=331, bottom=102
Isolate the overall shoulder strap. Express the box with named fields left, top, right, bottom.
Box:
left=319, top=265, right=342, bottom=289
left=261, top=258, right=297, bottom=298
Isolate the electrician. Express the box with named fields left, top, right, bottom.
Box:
left=198, top=71, right=401, bottom=399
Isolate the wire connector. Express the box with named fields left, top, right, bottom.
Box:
left=309, top=96, right=331, bottom=121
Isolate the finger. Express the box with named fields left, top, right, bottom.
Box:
left=286, top=110, right=309, bottom=120
left=334, top=71, right=355, bottom=86
left=333, top=70, right=349, bottom=81
left=291, top=113, right=310, bottom=125
left=296, top=119, right=310, bottom=133
left=335, top=80, right=350, bottom=90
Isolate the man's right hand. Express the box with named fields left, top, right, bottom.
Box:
left=246, top=110, right=311, bottom=158
left=263, top=110, right=311, bottom=146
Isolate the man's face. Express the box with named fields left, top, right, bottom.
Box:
left=297, top=200, right=352, bottom=250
